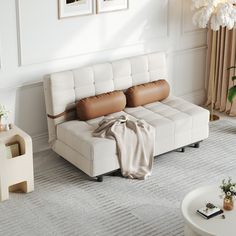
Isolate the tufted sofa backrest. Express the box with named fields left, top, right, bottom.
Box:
left=44, top=52, right=168, bottom=144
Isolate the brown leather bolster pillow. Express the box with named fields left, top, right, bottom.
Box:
left=126, top=80, right=170, bottom=107
left=77, top=91, right=126, bottom=121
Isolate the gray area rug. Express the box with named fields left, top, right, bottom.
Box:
left=0, top=120, right=236, bottom=236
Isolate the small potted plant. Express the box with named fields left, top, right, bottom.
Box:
left=0, top=104, right=10, bottom=131
left=220, top=177, right=236, bottom=211
left=227, top=66, right=236, bottom=105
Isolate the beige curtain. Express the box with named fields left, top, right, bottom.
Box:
left=206, top=27, right=236, bottom=116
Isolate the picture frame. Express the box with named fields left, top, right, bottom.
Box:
left=58, top=0, right=94, bottom=19
left=96, top=0, right=129, bottom=14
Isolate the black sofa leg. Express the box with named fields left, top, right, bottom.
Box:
left=193, top=142, right=200, bottom=148
left=176, top=147, right=186, bottom=153
left=97, top=176, right=104, bottom=182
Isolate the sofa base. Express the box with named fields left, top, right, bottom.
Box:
left=95, top=141, right=202, bottom=182
left=193, top=142, right=200, bottom=148
left=176, top=141, right=201, bottom=153
left=53, top=139, right=120, bottom=178
left=52, top=140, right=202, bottom=182
left=97, top=176, right=104, bottom=182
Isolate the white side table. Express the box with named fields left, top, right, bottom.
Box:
left=0, top=125, right=34, bottom=201
left=181, top=186, right=236, bottom=236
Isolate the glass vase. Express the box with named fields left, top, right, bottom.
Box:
left=223, top=196, right=234, bottom=211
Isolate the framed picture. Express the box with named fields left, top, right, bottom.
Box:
left=96, top=0, right=129, bottom=13
left=58, top=0, right=94, bottom=19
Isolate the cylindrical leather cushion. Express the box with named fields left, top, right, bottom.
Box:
left=77, top=91, right=126, bottom=121
left=126, top=80, right=170, bottom=107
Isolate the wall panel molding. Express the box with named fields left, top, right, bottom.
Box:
left=0, top=39, right=2, bottom=69
left=181, top=0, right=206, bottom=35
left=166, top=0, right=170, bottom=38
left=173, top=45, right=207, bottom=56
left=172, top=46, right=207, bottom=97
left=1, top=81, right=43, bottom=91
left=2, top=46, right=208, bottom=91
left=15, top=36, right=169, bottom=68
left=15, top=0, right=23, bottom=67
left=180, top=89, right=206, bottom=105
left=16, top=0, right=170, bottom=67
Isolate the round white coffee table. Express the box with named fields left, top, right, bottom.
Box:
left=181, top=186, right=236, bottom=236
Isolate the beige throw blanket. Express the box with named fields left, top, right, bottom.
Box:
left=93, top=115, right=155, bottom=180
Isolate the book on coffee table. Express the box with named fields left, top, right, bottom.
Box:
left=197, top=203, right=223, bottom=219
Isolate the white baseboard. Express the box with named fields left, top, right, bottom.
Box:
left=32, top=132, right=49, bottom=153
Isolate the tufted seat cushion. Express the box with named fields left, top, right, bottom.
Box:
left=56, top=96, right=209, bottom=176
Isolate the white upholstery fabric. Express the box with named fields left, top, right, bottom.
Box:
left=50, top=71, right=75, bottom=115
left=148, top=53, right=168, bottom=82
left=93, top=63, right=115, bottom=94
left=57, top=120, right=117, bottom=162
left=74, top=67, right=95, bottom=100
left=112, top=59, right=132, bottom=90
left=53, top=140, right=120, bottom=177
left=45, top=53, right=168, bottom=115
left=44, top=52, right=169, bottom=143
left=44, top=52, right=209, bottom=178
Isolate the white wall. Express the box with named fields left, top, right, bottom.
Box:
left=0, top=0, right=207, bottom=152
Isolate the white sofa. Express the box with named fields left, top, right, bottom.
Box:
left=44, top=52, right=209, bottom=181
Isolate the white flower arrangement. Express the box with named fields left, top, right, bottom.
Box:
left=220, top=177, right=236, bottom=199
left=230, top=186, right=236, bottom=192
left=192, top=0, right=236, bottom=31
left=0, top=104, right=10, bottom=120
